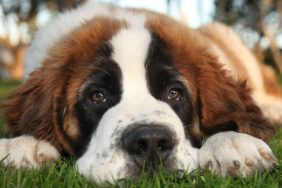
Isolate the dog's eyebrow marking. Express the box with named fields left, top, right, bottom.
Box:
left=163, top=68, right=189, bottom=88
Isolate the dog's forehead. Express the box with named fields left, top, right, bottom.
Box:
left=109, top=14, right=152, bottom=99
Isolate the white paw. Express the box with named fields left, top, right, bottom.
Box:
left=198, top=131, right=277, bottom=177
left=0, top=135, right=60, bottom=168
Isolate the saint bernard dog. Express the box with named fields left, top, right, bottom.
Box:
left=1, top=1, right=281, bottom=182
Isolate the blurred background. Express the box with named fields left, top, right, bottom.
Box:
left=0, top=0, right=281, bottom=80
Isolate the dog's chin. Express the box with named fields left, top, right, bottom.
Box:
left=77, top=157, right=179, bottom=183
left=77, top=141, right=199, bottom=182
left=116, top=167, right=191, bottom=184
left=123, top=160, right=176, bottom=180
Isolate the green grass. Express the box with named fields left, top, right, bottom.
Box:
left=0, top=80, right=21, bottom=137
left=0, top=80, right=21, bottom=100
left=0, top=80, right=281, bottom=188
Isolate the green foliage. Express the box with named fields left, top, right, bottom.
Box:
left=0, top=80, right=281, bottom=188
left=0, top=80, right=21, bottom=100
left=0, top=80, right=21, bottom=137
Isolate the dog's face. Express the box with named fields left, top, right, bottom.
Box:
left=67, top=15, right=200, bottom=181
left=5, top=5, right=273, bottom=182
left=75, top=18, right=198, bottom=180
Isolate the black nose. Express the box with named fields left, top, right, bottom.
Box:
left=122, top=125, right=175, bottom=170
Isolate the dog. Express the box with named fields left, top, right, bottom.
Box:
left=1, top=2, right=280, bottom=182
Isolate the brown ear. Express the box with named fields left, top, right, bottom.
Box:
left=196, top=56, right=275, bottom=141
left=3, top=65, right=75, bottom=155
left=5, top=70, right=54, bottom=141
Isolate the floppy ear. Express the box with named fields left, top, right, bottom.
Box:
left=196, top=56, right=275, bottom=141
left=5, top=69, right=55, bottom=145
left=3, top=64, right=75, bottom=155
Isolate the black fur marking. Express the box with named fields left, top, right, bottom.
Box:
left=74, top=43, right=122, bottom=156
left=145, top=34, right=194, bottom=131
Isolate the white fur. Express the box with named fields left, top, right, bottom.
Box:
left=76, top=12, right=198, bottom=182
left=198, top=131, right=277, bottom=177
left=0, top=135, right=60, bottom=168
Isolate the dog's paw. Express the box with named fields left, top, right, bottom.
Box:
left=0, top=135, right=60, bottom=168
left=198, top=131, right=277, bottom=177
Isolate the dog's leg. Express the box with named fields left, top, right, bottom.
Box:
left=198, top=131, right=277, bottom=176
left=0, top=135, right=60, bottom=168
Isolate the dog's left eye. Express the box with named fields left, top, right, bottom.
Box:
left=91, top=91, right=107, bottom=104
left=168, top=88, right=181, bottom=100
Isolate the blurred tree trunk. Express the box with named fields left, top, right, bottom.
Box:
left=262, top=26, right=282, bottom=73
left=0, top=45, right=25, bottom=80
left=259, top=0, right=282, bottom=73
left=214, top=0, right=282, bottom=73
left=56, top=0, right=87, bottom=12
left=10, top=45, right=25, bottom=80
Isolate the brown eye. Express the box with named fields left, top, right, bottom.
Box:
left=91, top=91, right=106, bottom=103
left=168, top=89, right=181, bottom=100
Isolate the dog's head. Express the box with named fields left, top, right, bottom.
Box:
left=4, top=4, right=274, bottom=182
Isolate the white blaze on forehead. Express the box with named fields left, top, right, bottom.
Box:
left=110, top=14, right=151, bottom=100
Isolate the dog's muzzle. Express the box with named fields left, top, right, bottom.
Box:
left=122, top=124, right=175, bottom=171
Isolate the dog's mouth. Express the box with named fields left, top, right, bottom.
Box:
left=123, top=152, right=177, bottom=181
left=131, top=153, right=171, bottom=171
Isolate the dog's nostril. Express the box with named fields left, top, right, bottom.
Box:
left=133, top=139, right=148, bottom=154
left=158, top=139, right=174, bottom=152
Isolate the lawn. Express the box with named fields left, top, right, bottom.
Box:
left=0, top=80, right=281, bottom=188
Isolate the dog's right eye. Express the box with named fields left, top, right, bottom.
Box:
left=167, top=88, right=182, bottom=101
left=91, top=91, right=106, bottom=104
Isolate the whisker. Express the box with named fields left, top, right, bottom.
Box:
left=66, top=66, right=112, bottom=76
left=183, top=124, right=193, bottom=128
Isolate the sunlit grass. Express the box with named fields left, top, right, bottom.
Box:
left=0, top=80, right=21, bottom=100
